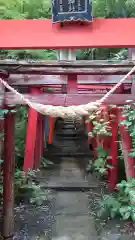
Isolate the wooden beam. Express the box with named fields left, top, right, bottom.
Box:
left=9, top=74, right=131, bottom=86
left=1, top=59, right=135, bottom=67
left=1, top=19, right=135, bottom=49
left=41, top=84, right=129, bottom=92
left=9, top=74, right=67, bottom=85
left=66, top=94, right=135, bottom=105
left=78, top=75, right=131, bottom=84
left=2, top=66, right=135, bottom=75
left=5, top=93, right=66, bottom=105
left=2, top=110, right=15, bottom=239
left=4, top=93, right=135, bottom=105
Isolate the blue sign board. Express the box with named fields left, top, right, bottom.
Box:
left=52, top=0, right=93, bottom=23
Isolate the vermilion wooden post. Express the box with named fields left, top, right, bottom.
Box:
left=67, top=74, right=77, bottom=94
left=34, top=114, right=45, bottom=169
left=108, top=108, right=118, bottom=190
left=34, top=113, right=43, bottom=169
left=0, top=120, right=4, bottom=174
left=23, top=88, right=39, bottom=171
left=0, top=76, right=5, bottom=171
left=32, top=87, right=44, bottom=169
left=2, top=109, right=15, bottom=239
left=45, top=116, right=50, bottom=147
left=41, top=115, right=45, bottom=158
left=48, top=117, right=55, bottom=145
left=119, top=109, right=135, bottom=180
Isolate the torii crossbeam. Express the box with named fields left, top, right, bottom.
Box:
left=0, top=18, right=135, bottom=49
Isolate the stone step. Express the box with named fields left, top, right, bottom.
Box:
left=55, top=130, right=84, bottom=136
left=54, top=135, right=86, bottom=140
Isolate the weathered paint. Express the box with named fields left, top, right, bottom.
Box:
left=48, top=117, right=55, bottom=144
left=23, top=88, right=39, bottom=171
left=34, top=113, right=43, bottom=169
left=5, top=93, right=135, bottom=106
left=3, top=110, right=15, bottom=238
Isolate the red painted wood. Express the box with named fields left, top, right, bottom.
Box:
left=1, top=19, right=135, bottom=49
left=48, top=117, right=55, bottom=144
left=5, top=93, right=66, bottom=106
left=78, top=75, right=131, bottom=84
left=9, top=74, right=131, bottom=86
left=41, top=115, right=45, bottom=158
left=119, top=110, right=135, bottom=180
left=108, top=109, right=118, bottom=190
left=0, top=120, right=4, bottom=164
left=67, top=74, right=78, bottom=94
left=3, top=111, right=15, bottom=238
left=41, top=84, right=127, bottom=90
left=23, top=88, right=39, bottom=171
left=34, top=113, right=43, bottom=169
left=9, top=74, right=67, bottom=85
left=65, top=94, right=135, bottom=106
left=5, top=93, right=135, bottom=106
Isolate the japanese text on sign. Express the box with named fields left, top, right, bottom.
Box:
left=58, top=0, right=87, bottom=13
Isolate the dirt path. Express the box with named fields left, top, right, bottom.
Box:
left=53, top=159, right=98, bottom=239
left=54, top=191, right=97, bottom=239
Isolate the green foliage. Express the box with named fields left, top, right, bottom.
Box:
left=89, top=120, right=112, bottom=138
left=93, top=146, right=112, bottom=175
left=87, top=107, right=113, bottom=176
left=88, top=109, right=112, bottom=138
left=15, top=168, right=51, bottom=206
left=87, top=145, right=112, bottom=176
left=28, top=183, right=51, bottom=206
left=121, top=102, right=135, bottom=159
left=99, top=179, right=135, bottom=221
left=41, top=157, right=54, bottom=168
left=0, top=0, right=51, bottom=20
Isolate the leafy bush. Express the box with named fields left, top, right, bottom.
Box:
left=15, top=169, right=51, bottom=206
left=99, top=179, right=135, bottom=221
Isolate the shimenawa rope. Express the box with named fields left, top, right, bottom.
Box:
left=0, top=65, right=135, bottom=118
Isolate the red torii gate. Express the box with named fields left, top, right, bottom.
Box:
left=0, top=18, right=135, bottom=238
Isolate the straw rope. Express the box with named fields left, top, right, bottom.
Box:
left=0, top=65, right=135, bottom=118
